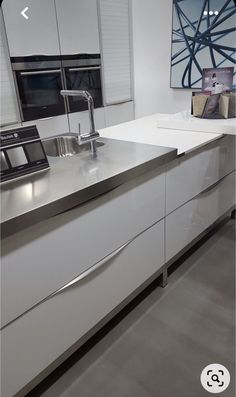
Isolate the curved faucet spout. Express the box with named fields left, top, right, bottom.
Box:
left=60, top=90, right=99, bottom=153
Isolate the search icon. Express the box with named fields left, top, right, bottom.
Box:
left=211, top=374, right=220, bottom=383
left=201, top=364, right=230, bottom=393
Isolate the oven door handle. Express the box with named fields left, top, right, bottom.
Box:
left=68, top=66, right=101, bottom=72
left=20, top=70, right=62, bottom=76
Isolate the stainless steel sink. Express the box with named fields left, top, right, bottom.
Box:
left=42, top=134, right=104, bottom=157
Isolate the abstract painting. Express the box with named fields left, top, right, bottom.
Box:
left=170, top=0, right=236, bottom=88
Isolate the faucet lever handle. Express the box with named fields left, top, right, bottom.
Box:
left=78, top=122, right=81, bottom=136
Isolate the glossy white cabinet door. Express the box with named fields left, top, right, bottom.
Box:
left=1, top=220, right=164, bottom=397
left=105, top=101, right=134, bottom=127
left=0, top=10, right=20, bottom=125
left=55, top=0, right=100, bottom=54
left=68, top=108, right=106, bottom=134
left=1, top=167, right=165, bottom=329
left=166, top=135, right=235, bottom=214
left=166, top=171, right=235, bottom=262
left=2, top=0, right=60, bottom=56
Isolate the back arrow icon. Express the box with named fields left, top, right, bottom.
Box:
left=21, top=7, right=29, bottom=20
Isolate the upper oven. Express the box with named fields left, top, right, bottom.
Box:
left=11, top=57, right=66, bottom=121
left=62, top=55, right=103, bottom=113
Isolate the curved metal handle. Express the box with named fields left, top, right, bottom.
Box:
left=53, top=241, right=130, bottom=296
left=1, top=240, right=130, bottom=330
left=202, top=174, right=228, bottom=195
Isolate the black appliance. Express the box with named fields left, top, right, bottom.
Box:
left=11, top=55, right=103, bottom=122
left=12, top=56, right=65, bottom=121
left=62, top=55, right=103, bottom=113
left=0, top=125, right=49, bottom=182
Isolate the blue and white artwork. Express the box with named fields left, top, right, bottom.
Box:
left=170, top=0, right=236, bottom=88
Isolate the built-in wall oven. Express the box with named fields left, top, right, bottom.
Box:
left=12, top=57, right=66, bottom=121
left=11, top=55, right=103, bottom=122
left=62, top=55, right=103, bottom=113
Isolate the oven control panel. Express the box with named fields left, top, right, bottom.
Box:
left=0, top=125, right=49, bottom=183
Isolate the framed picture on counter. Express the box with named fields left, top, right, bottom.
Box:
left=202, top=67, right=234, bottom=93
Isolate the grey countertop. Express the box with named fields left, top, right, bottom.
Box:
left=1, top=137, right=177, bottom=239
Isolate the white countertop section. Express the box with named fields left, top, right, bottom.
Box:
left=156, top=111, right=236, bottom=135
left=99, top=113, right=222, bottom=155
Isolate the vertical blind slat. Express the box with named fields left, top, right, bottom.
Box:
left=99, top=0, right=132, bottom=105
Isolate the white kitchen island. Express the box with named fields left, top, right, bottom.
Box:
left=99, top=113, right=235, bottom=263
left=99, top=112, right=227, bottom=154
left=156, top=111, right=236, bottom=136
left=1, top=115, right=235, bottom=397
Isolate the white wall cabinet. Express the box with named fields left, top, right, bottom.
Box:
left=55, top=0, right=100, bottom=55
left=2, top=0, right=60, bottom=57
left=22, top=102, right=135, bottom=137
left=104, top=101, right=134, bottom=127
left=2, top=0, right=134, bottom=130
left=65, top=102, right=135, bottom=134
left=22, top=114, right=70, bottom=139
left=68, top=108, right=106, bottom=134
left=0, top=10, right=20, bottom=126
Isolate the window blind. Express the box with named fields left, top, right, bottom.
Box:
left=99, top=0, right=132, bottom=105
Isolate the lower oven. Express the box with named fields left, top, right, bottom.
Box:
left=63, top=61, right=103, bottom=113
left=12, top=59, right=66, bottom=121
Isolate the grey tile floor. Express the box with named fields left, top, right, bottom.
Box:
left=35, top=219, right=235, bottom=397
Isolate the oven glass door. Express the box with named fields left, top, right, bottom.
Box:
left=16, top=69, right=66, bottom=121
left=65, top=67, right=103, bottom=113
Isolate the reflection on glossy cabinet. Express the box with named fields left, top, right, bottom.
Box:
left=2, top=0, right=60, bottom=56
left=166, top=171, right=235, bottom=262
left=166, top=135, right=235, bottom=214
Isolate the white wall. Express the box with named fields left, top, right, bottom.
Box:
left=131, top=0, right=192, bottom=118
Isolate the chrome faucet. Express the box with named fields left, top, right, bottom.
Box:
left=60, top=90, right=100, bottom=154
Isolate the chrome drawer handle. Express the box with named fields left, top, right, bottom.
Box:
left=20, top=70, right=62, bottom=75
left=1, top=220, right=160, bottom=330
left=53, top=241, right=130, bottom=296
left=0, top=240, right=130, bottom=330
left=202, top=172, right=232, bottom=195
left=68, top=66, right=101, bottom=72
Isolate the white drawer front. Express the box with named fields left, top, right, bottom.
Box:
left=166, top=171, right=235, bottom=262
left=166, top=135, right=235, bottom=214
left=1, top=167, right=165, bottom=328
left=22, top=114, right=70, bottom=139
left=1, top=220, right=164, bottom=397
